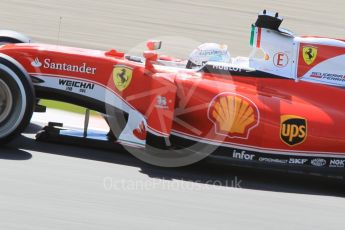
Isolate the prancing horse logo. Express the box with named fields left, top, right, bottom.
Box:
left=302, top=46, right=318, bottom=65
left=113, top=65, right=133, bottom=92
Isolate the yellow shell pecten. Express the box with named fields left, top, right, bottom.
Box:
left=212, top=95, right=256, bottom=135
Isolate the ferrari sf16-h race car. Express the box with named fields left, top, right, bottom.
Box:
left=1, top=10, right=345, bottom=175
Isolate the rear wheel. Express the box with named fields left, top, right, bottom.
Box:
left=0, top=57, right=35, bottom=143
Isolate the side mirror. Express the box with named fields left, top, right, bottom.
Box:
left=143, top=51, right=158, bottom=61
left=146, top=40, right=162, bottom=51
left=144, top=51, right=158, bottom=71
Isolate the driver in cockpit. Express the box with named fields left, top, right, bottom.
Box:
left=186, top=43, right=231, bottom=69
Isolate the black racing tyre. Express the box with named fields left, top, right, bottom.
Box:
left=0, top=37, right=24, bottom=45
left=0, top=30, right=31, bottom=45
left=0, top=55, right=35, bottom=144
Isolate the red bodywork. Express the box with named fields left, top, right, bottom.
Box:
left=1, top=42, right=345, bottom=160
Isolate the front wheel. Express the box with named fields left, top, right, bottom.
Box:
left=0, top=56, right=35, bottom=143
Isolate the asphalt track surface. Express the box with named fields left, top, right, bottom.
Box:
left=1, top=1, right=345, bottom=229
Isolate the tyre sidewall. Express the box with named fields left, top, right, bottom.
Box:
left=0, top=56, right=34, bottom=143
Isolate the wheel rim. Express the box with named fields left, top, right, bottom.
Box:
left=0, top=78, right=13, bottom=123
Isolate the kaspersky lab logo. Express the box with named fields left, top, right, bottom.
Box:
left=280, top=115, right=307, bottom=146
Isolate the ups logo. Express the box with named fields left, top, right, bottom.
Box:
left=280, top=115, right=307, bottom=146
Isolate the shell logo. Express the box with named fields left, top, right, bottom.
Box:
left=208, top=93, right=260, bottom=139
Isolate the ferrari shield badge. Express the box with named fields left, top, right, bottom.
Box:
left=280, top=115, right=307, bottom=146
left=302, top=46, right=318, bottom=65
left=113, top=65, right=133, bottom=92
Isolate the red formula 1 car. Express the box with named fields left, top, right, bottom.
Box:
left=1, top=11, right=345, bottom=174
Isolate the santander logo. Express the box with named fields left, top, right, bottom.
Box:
left=30, top=57, right=97, bottom=75
left=31, top=58, right=42, bottom=67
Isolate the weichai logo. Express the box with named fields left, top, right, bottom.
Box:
left=280, top=115, right=307, bottom=146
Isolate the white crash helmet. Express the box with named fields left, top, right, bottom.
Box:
left=186, top=43, right=231, bottom=69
